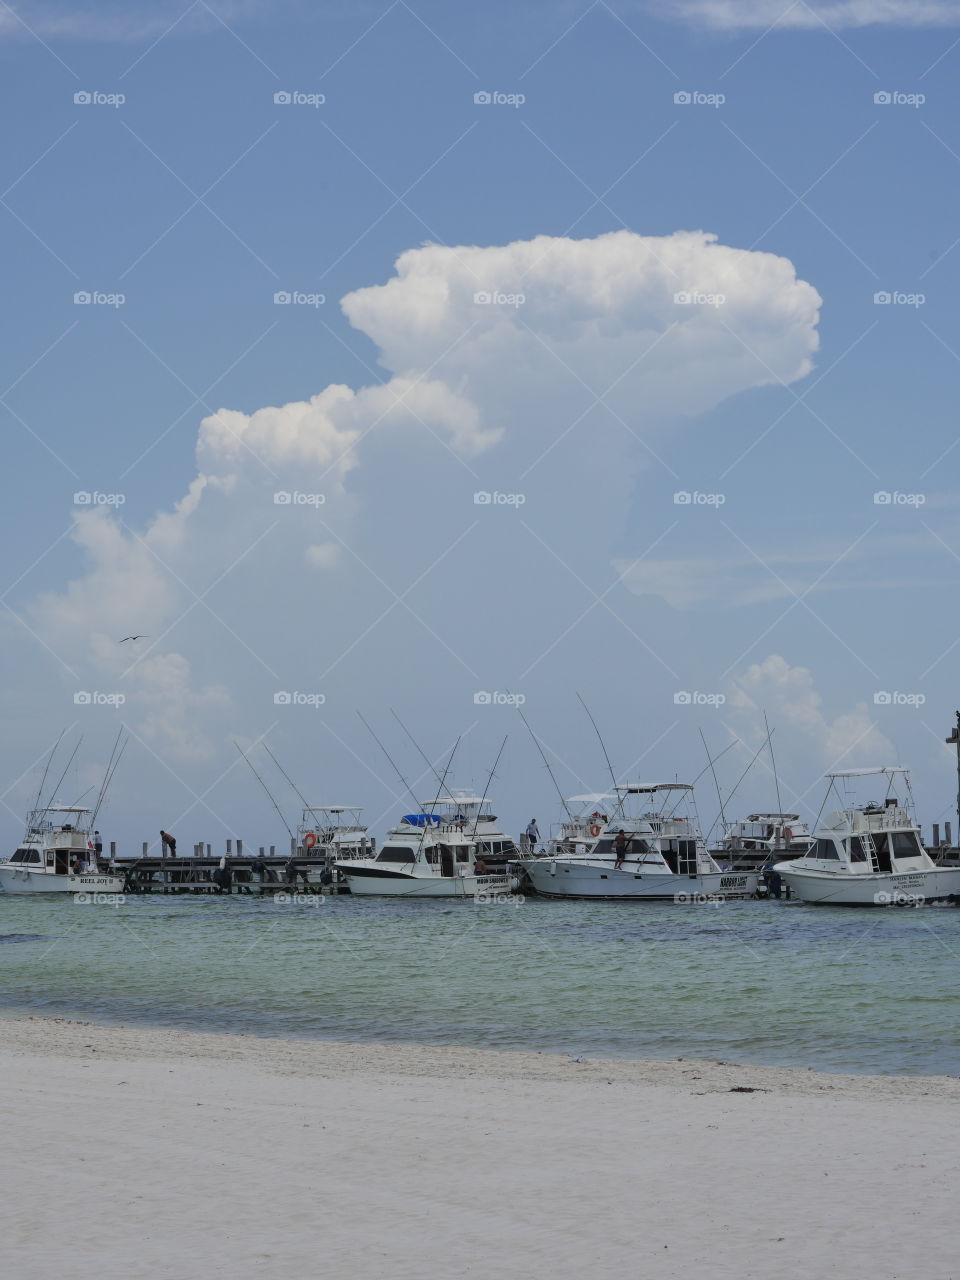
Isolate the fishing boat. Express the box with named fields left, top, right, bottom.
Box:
left=714, top=812, right=813, bottom=871
left=0, top=806, right=125, bottom=895
left=774, top=767, right=960, bottom=906
left=335, top=794, right=516, bottom=898
left=517, top=783, right=757, bottom=900
left=541, top=794, right=614, bottom=858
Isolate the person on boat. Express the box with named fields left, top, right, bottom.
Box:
left=94, top=831, right=103, bottom=858
left=474, top=854, right=489, bottom=875
left=525, top=819, right=540, bottom=854
left=614, top=829, right=631, bottom=869
left=160, top=830, right=177, bottom=857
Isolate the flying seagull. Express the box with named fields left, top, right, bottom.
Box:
left=118, top=635, right=148, bottom=643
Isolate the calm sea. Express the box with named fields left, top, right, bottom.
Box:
left=1, top=893, right=958, bottom=1075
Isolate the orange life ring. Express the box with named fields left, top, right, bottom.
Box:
left=589, top=823, right=602, bottom=838
left=303, top=832, right=317, bottom=849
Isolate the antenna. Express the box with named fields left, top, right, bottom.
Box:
left=576, top=693, right=619, bottom=795
left=33, top=729, right=66, bottom=812
left=517, top=706, right=572, bottom=821
left=470, top=736, right=508, bottom=842
left=700, top=729, right=728, bottom=831
left=236, top=743, right=294, bottom=838
left=763, top=710, right=783, bottom=815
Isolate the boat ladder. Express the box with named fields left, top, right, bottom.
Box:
left=861, top=831, right=880, bottom=873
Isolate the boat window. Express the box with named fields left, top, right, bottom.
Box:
left=24, top=850, right=41, bottom=864
left=376, top=846, right=414, bottom=863
left=846, top=837, right=868, bottom=863
left=9, top=849, right=29, bottom=863
left=814, top=839, right=840, bottom=860
left=891, top=832, right=923, bottom=859
left=456, top=847, right=469, bottom=862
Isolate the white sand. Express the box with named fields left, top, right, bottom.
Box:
left=2, top=1017, right=958, bottom=1280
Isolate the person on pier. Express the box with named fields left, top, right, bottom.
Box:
left=160, top=830, right=177, bottom=857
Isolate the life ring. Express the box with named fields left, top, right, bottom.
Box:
left=303, top=833, right=317, bottom=849
left=589, top=823, right=602, bottom=838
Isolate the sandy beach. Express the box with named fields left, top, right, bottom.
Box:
left=1, top=1017, right=958, bottom=1279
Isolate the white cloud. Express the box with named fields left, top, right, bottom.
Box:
left=728, top=654, right=894, bottom=766
left=305, top=543, right=340, bottom=569
left=24, top=229, right=821, bottom=764
left=651, top=0, right=960, bottom=29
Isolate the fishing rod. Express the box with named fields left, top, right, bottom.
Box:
left=576, top=693, right=619, bottom=798
left=32, top=729, right=66, bottom=813
left=470, top=735, right=508, bottom=843
left=46, top=735, right=83, bottom=809
left=235, top=742, right=294, bottom=839
left=517, top=706, right=573, bottom=822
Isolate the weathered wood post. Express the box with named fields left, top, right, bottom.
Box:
left=237, top=839, right=243, bottom=857
left=946, top=821, right=954, bottom=847
left=933, top=823, right=940, bottom=848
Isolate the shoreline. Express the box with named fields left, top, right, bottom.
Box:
left=3, top=1012, right=959, bottom=1100
left=4, top=1015, right=960, bottom=1278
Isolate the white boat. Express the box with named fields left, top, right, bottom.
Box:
left=336, top=793, right=516, bottom=898
left=774, top=767, right=960, bottom=906
left=715, top=812, right=813, bottom=861
left=518, top=783, right=757, bottom=900
left=0, top=806, right=125, bottom=895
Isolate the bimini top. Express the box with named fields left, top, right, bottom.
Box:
left=567, top=793, right=613, bottom=804
left=34, top=806, right=91, bottom=814
left=825, top=767, right=910, bottom=779
left=615, top=782, right=693, bottom=794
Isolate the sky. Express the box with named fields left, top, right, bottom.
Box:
left=3, top=0, right=960, bottom=853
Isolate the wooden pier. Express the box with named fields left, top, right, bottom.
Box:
left=109, top=838, right=348, bottom=895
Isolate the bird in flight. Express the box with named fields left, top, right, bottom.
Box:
left=118, top=635, right=148, bottom=643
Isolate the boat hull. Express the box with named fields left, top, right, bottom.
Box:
left=519, top=861, right=757, bottom=900
left=337, top=864, right=515, bottom=898
left=0, top=867, right=125, bottom=895
left=775, top=864, right=960, bottom=906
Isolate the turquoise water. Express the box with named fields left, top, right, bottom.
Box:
left=1, top=893, right=958, bottom=1075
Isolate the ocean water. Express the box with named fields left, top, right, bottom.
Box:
left=0, top=892, right=958, bottom=1075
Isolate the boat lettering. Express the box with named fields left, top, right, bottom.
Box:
left=720, top=875, right=748, bottom=887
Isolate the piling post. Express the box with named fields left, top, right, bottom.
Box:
left=110, top=841, right=116, bottom=857
left=226, top=839, right=232, bottom=854
left=269, top=845, right=275, bottom=856
left=933, top=823, right=941, bottom=848
left=206, top=843, right=211, bottom=856
left=946, top=821, right=953, bottom=847
left=237, top=839, right=243, bottom=857
left=142, top=841, right=148, bottom=857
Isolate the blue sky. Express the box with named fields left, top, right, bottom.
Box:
left=3, top=0, right=960, bottom=851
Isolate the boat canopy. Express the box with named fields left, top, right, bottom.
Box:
left=567, top=793, right=613, bottom=804
left=826, top=767, right=910, bottom=778
left=615, top=782, right=693, bottom=794
left=403, top=813, right=442, bottom=826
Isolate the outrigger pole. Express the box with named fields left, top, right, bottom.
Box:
left=516, top=706, right=573, bottom=822
left=261, top=743, right=313, bottom=824
left=90, top=729, right=127, bottom=830
left=699, top=729, right=728, bottom=832
left=32, top=728, right=66, bottom=813
left=236, top=742, right=294, bottom=839
left=357, top=712, right=431, bottom=820
left=576, top=693, right=619, bottom=798
left=764, top=710, right=783, bottom=816
left=469, top=735, right=508, bottom=844
left=389, top=710, right=449, bottom=798
left=46, top=735, right=83, bottom=809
